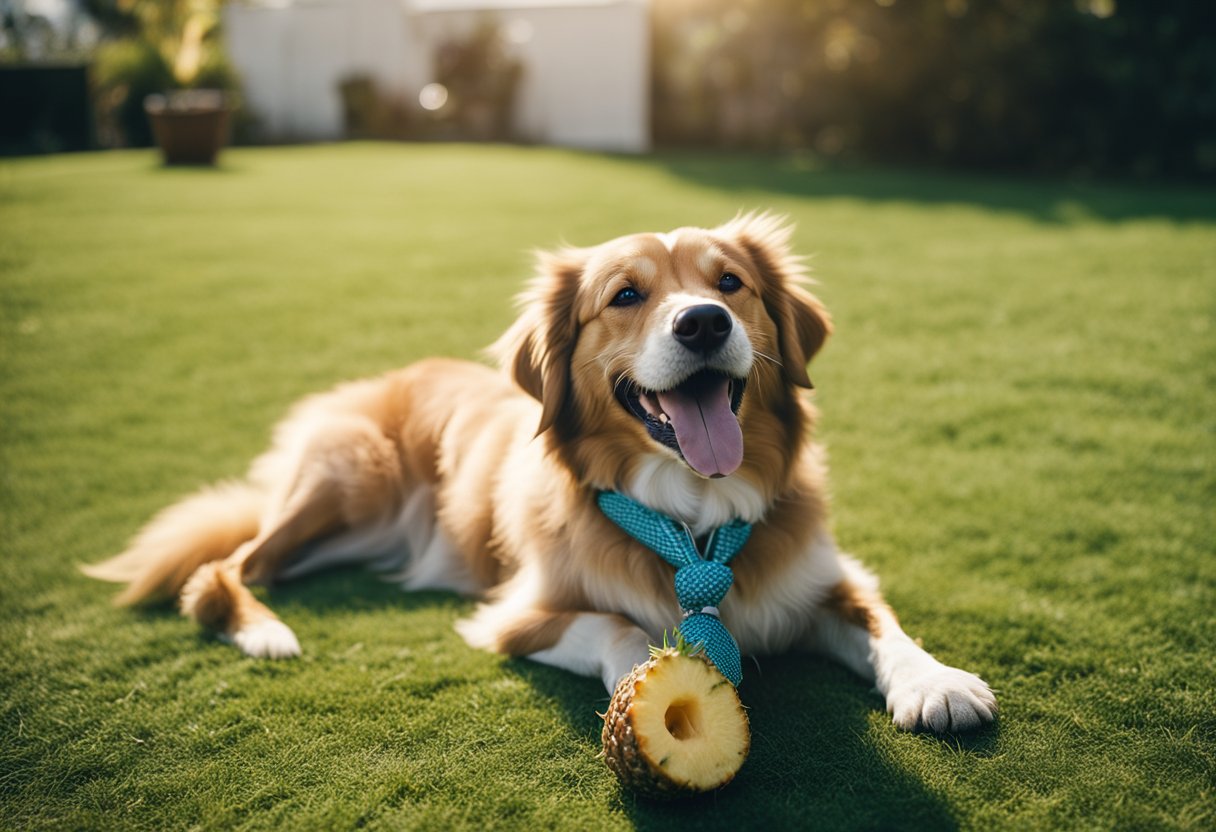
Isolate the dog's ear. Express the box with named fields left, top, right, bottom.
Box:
left=767, top=280, right=832, bottom=389
left=490, top=247, right=585, bottom=435
left=717, top=212, right=831, bottom=388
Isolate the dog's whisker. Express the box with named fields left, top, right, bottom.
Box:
left=754, top=350, right=784, bottom=368
left=749, top=372, right=766, bottom=402
left=748, top=363, right=774, bottom=400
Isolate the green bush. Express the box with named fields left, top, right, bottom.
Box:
left=91, top=38, right=172, bottom=147
left=653, top=0, right=1216, bottom=180
left=87, top=0, right=242, bottom=148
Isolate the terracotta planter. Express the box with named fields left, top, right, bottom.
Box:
left=145, top=90, right=232, bottom=166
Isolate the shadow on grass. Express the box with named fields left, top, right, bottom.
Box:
left=121, top=565, right=437, bottom=619
left=508, top=651, right=995, bottom=831
left=267, top=566, right=453, bottom=614
left=125, top=566, right=993, bottom=828
left=639, top=152, right=1216, bottom=225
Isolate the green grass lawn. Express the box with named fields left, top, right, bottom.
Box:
left=2, top=144, right=1213, bottom=831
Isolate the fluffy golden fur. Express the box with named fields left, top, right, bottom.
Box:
left=84, top=214, right=996, bottom=732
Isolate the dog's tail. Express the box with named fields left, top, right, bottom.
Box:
left=81, top=481, right=266, bottom=606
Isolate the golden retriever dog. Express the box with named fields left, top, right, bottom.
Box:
left=85, top=213, right=996, bottom=733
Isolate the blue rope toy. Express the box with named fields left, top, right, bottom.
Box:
left=597, top=491, right=752, bottom=686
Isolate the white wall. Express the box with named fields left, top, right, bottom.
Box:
left=223, top=0, right=649, bottom=151
left=410, top=0, right=650, bottom=152
left=225, top=0, right=419, bottom=141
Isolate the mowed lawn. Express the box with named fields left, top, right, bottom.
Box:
left=1, top=144, right=1213, bottom=831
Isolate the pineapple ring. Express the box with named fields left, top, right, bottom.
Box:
left=602, top=647, right=750, bottom=797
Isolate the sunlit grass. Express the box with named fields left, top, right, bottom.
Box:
left=2, top=144, right=1213, bottom=830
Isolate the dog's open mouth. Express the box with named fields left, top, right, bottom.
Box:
left=616, top=370, right=747, bottom=478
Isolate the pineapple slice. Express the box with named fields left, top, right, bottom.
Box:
left=601, top=639, right=750, bottom=797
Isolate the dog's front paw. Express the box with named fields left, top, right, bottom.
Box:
left=227, top=619, right=301, bottom=659
left=885, top=665, right=997, bottom=733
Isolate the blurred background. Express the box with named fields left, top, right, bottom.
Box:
left=1, top=0, right=1212, bottom=180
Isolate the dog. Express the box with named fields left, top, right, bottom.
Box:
left=84, top=213, right=996, bottom=733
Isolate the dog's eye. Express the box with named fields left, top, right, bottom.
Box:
left=719, top=273, right=743, bottom=294
left=610, top=286, right=643, bottom=307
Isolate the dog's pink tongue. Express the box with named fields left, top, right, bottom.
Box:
left=656, top=378, right=743, bottom=478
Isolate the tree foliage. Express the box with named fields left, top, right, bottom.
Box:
left=653, top=0, right=1216, bottom=179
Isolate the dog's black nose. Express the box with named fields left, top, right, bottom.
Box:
left=673, top=304, right=732, bottom=353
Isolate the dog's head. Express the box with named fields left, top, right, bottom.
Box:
left=494, top=213, right=831, bottom=490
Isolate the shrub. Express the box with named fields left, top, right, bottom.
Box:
left=91, top=37, right=172, bottom=147
left=88, top=0, right=241, bottom=147
left=652, top=0, right=1216, bottom=180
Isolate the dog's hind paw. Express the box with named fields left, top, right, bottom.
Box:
left=885, top=665, right=997, bottom=733
left=227, top=619, right=301, bottom=659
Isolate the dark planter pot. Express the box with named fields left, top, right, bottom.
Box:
left=145, top=90, right=232, bottom=166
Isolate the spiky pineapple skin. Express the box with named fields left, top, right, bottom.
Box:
left=601, top=649, right=750, bottom=798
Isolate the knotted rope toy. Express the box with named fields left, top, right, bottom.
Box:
left=597, top=491, right=752, bottom=686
